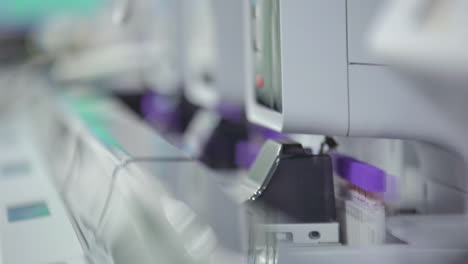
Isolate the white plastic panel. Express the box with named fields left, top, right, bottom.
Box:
left=370, top=0, right=468, bottom=78
left=426, top=180, right=468, bottom=214
left=98, top=161, right=207, bottom=264
left=279, top=245, right=468, bottom=264
left=212, top=0, right=250, bottom=107
left=280, top=0, right=349, bottom=135
left=348, top=64, right=468, bottom=164
left=347, top=0, right=386, bottom=64
left=63, top=138, right=116, bottom=236
left=0, top=117, right=83, bottom=264
left=278, top=214, right=468, bottom=264
left=98, top=177, right=161, bottom=264
left=184, top=0, right=249, bottom=109
left=54, top=95, right=192, bottom=247
left=412, top=141, right=467, bottom=193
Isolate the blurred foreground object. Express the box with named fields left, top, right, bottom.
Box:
left=33, top=0, right=178, bottom=94
left=370, top=0, right=468, bottom=78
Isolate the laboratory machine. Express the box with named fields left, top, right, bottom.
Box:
left=246, top=0, right=468, bottom=263
left=0, top=0, right=466, bottom=264
left=182, top=0, right=249, bottom=109
left=181, top=0, right=284, bottom=170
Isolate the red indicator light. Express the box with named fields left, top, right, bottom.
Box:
left=256, top=75, right=264, bottom=88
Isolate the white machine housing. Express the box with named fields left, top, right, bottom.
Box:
left=247, top=0, right=380, bottom=135
left=246, top=1, right=468, bottom=263
left=246, top=0, right=468, bottom=172
left=182, top=0, right=250, bottom=109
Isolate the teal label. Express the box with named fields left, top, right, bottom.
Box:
left=8, top=201, right=50, bottom=222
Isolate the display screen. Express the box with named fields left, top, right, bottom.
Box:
left=8, top=201, right=50, bottom=222
left=251, top=0, right=282, bottom=112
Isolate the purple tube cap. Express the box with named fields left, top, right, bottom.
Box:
left=251, top=125, right=288, bottom=140
left=141, top=91, right=180, bottom=126
left=332, top=153, right=386, bottom=193
left=216, top=102, right=244, bottom=122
